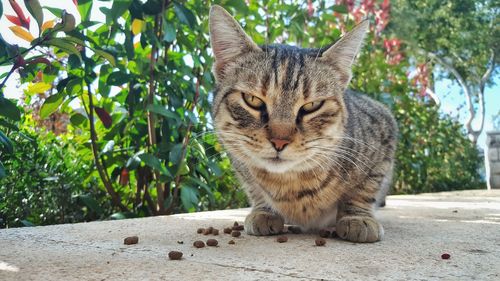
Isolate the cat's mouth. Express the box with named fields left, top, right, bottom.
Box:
left=266, top=156, right=284, bottom=163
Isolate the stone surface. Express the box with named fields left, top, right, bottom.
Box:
left=486, top=131, right=500, bottom=189
left=1, top=190, right=500, bottom=281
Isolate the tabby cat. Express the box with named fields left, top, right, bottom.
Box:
left=209, top=5, right=397, bottom=243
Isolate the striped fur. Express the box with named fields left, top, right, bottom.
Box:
left=209, top=6, right=398, bottom=242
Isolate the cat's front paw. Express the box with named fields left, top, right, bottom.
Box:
left=336, top=216, right=383, bottom=243
left=245, top=210, right=284, bottom=236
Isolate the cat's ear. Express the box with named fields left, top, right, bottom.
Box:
left=209, top=5, right=260, bottom=80
left=321, top=20, right=369, bottom=83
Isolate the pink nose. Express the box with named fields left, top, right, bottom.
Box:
left=270, top=138, right=291, bottom=152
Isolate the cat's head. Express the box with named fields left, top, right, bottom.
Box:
left=209, top=5, right=368, bottom=173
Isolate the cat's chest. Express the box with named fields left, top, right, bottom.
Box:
left=252, top=168, right=344, bottom=226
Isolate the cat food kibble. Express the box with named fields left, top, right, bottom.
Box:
left=231, top=230, right=241, bottom=237
left=233, top=221, right=239, bottom=227
left=232, top=225, right=244, bottom=231
left=206, top=239, right=218, bottom=247
left=168, top=251, right=183, bottom=260
left=203, top=228, right=211, bottom=235
left=123, top=236, right=139, bottom=245
left=276, top=236, right=288, bottom=243
left=223, top=227, right=232, bottom=234
left=212, top=229, right=219, bottom=235
left=197, top=228, right=204, bottom=234
left=315, top=238, right=326, bottom=246
left=228, top=240, right=235, bottom=245
left=193, top=240, right=205, bottom=248
left=441, top=253, right=451, bottom=260
left=319, top=229, right=331, bottom=238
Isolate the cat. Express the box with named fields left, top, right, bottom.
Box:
left=209, top=5, right=398, bottom=243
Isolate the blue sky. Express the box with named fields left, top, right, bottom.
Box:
left=436, top=77, right=499, bottom=150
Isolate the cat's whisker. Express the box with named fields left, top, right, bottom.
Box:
left=309, top=145, right=375, bottom=168
left=313, top=153, right=351, bottom=184
left=312, top=148, right=370, bottom=176
left=306, top=135, right=381, bottom=152
left=307, top=136, right=389, bottom=158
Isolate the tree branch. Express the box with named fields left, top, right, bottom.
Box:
left=479, top=50, right=496, bottom=94
left=166, top=73, right=201, bottom=214
left=146, top=12, right=166, bottom=214
left=0, top=64, right=18, bottom=92
left=425, top=87, right=441, bottom=107
left=84, top=81, right=127, bottom=212
left=427, top=52, right=477, bottom=141
left=474, top=50, right=496, bottom=141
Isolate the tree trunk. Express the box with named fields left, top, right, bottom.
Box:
left=428, top=51, right=495, bottom=145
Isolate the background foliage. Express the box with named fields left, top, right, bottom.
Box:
left=0, top=0, right=486, bottom=228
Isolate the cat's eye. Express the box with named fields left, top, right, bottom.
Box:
left=301, top=101, right=324, bottom=114
left=242, top=92, right=264, bottom=109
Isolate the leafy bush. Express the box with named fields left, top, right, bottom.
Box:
left=0, top=0, right=485, bottom=228
left=0, top=123, right=109, bottom=228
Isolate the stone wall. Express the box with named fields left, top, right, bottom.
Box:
left=486, top=131, right=500, bottom=189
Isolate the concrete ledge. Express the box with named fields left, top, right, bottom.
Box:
left=1, top=190, right=500, bottom=280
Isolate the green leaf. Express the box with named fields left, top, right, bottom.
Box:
left=176, top=160, right=190, bottom=176
left=0, top=119, right=18, bottom=131
left=25, top=0, right=44, bottom=31
left=146, top=104, right=179, bottom=120
left=43, top=38, right=82, bottom=60
left=139, top=153, right=171, bottom=177
left=163, top=22, right=176, bottom=42
left=207, top=161, right=222, bottom=177
left=225, top=0, right=249, bottom=14
left=109, top=212, right=136, bottom=220
left=0, top=1, right=3, bottom=19
left=173, top=2, right=196, bottom=29
left=142, top=0, right=162, bottom=15
left=40, top=92, right=64, bottom=119
left=180, top=183, right=198, bottom=212
left=0, top=161, right=5, bottom=179
left=66, top=77, right=83, bottom=95
left=331, top=4, right=348, bottom=14
left=63, top=36, right=86, bottom=46
left=0, top=130, right=13, bottom=154
left=44, top=6, right=63, bottom=17
left=104, top=0, right=132, bottom=23
left=129, top=0, right=144, bottom=19
left=169, top=143, right=184, bottom=166
left=70, top=113, right=87, bottom=126
left=188, top=176, right=213, bottom=199
left=94, top=49, right=116, bottom=67
left=20, top=220, right=35, bottom=227
left=77, top=0, right=93, bottom=22
left=0, top=97, right=20, bottom=121
left=107, top=71, right=130, bottom=86
left=76, top=194, right=104, bottom=214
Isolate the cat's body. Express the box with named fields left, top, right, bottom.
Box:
left=209, top=6, right=397, bottom=242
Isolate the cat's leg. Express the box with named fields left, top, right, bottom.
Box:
left=244, top=192, right=284, bottom=235
left=336, top=159, right=394, bottom=242
left=245, top=207, right=285, bottom=235
left=335, top=198, right=383, bottom=243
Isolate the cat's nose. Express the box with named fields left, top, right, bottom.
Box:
left=270, top=138, right=291, bottom=152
